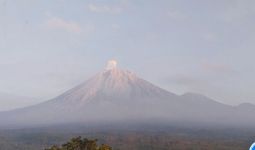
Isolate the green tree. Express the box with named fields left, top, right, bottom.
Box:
left=45, top=136, right=112, bottom=150
left=98, top=144, right=112, bottom=150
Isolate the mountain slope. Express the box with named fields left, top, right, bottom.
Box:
left=52, top=68, right=177, bottom=105
left=0, top=67, right=179, bottom=127
left=0, top=63, right=254, bottom=128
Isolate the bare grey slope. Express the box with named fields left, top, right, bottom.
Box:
left=0, top=67, right=254, bottom=128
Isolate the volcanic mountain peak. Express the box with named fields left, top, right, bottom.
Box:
left=53, top=61, right=175, bottom=105
left=1, top=60, right=255, bottom=128
left=102, top=60, right=137, bottom=85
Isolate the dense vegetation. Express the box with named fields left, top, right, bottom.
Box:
left=45, top=136, right=112, bottom=150
left=0, top=126, right=254, bottom=150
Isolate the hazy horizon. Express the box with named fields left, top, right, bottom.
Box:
left=1, top=0, right=255, bottom=111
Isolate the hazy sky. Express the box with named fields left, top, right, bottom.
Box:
left=0, top=0, right=255, bottom=108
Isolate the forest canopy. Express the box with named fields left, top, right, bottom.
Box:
left=45, top=136, right=112, bottom=150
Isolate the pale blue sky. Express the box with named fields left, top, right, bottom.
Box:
left=0, top=0, right=255, bottom=106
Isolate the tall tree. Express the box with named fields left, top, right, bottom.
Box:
left=45, top=137, right=112, bottom=150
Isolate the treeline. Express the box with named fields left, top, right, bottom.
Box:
left=45, top=136, right=112, bottom=150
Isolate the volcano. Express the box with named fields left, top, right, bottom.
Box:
left=0, top=61, right=255, bottom=128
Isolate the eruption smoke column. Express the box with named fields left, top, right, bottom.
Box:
left=106, top=60, right=117, bottom=70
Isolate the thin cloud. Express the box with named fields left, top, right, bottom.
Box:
left=166, top=10, right=186, bottom=20
left=201, top=62, right=236, bottom=74
left=111, top=24, right=120, bottom=30
left=202, top=32, right=217, bottom=42
left=45, top=17, right=82, bottom=34
left=87, top=3, right=123, bottom=14
left=166, top=75, right=205, bottom=86
left=221, top=0, right=255, bottom=22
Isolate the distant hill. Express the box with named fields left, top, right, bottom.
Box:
left=0, top=92, right=39, bottom=111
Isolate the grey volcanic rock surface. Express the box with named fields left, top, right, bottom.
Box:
left=0, top=65, right=254, bottom=128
